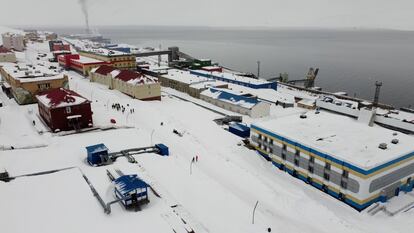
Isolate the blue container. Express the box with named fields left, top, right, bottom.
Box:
left=86, top=143, right=109, bottom=166
left=155, top=144, right=169, bottom=156
left=229, top=123, right=250, bottom=138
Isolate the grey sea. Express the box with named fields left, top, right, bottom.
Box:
left=40, top=26, right=414, bottom=108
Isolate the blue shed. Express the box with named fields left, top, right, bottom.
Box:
left=86, top=143, right=109, bottom=166
left=229, top=123, right=250, bottom=138
left=114, top=174, right=149, bottom=209
left=155, top=144, right=169, bottom=156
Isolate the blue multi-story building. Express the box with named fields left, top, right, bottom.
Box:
left=250, top=111, right=414, bottom=211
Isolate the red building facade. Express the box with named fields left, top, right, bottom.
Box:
left=58, top=54, right=111, bottom=76
left=36, top=88, right=93, bottom=132
left=52, top=44, right=70, bottom=52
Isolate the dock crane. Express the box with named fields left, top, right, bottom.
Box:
left=269, top=67, right=319, bottom=88
left=287, top=67, right=319, bottom=88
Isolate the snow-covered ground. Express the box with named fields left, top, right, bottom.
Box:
left=1, top=29, right=414, bottom=233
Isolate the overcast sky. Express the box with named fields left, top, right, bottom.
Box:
left=2, top=0, right=414, bottom=30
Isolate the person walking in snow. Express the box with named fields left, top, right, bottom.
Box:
left=195, top=155, right=198, bottom=162
left=192, top=157, right=195, bottom=163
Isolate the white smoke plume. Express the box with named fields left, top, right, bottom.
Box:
left=78, top=0, right=90, bottom=33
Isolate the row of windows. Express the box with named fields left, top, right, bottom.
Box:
left=37, top=83, right=50, bottom=90
left=113, top=63, right=133, bottom=68
left=257, top=133, right=350, bottom=190
left=111, top=57, right=134, bottom=62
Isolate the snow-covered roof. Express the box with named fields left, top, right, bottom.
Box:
left=228, top=84, right=295, bottom=104
left=115, top=70, right=158, bottom=85
left=85, top=143, right=108, bottom=155
left=93, top=65, right=115, bottom=76
left=73, top=55, right=106, bottom=64
left=110, top=70, right=120, bottom=77
left=82, top=47, right=130, bottom=56
left=0, top=63, right=63, bottom=82
left=201, top=88, right=260, bottom=109
left=1, top=32, right=23, bottom=37
left=36, top=88, right=90, bottom=109
left=298, top=98, right=316, bottom=106
left=91, top=66, right=157, bottom=85
left=253, top=111, right=414, bottom=169
left=162, top=69, right=225, bottom=87
left=191, top=69, right=273, bottom=85
left=113, top=174, right=148, bottom=195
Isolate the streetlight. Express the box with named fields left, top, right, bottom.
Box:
left=150, top=129, right=155, bottom=145
left=252, top=200, right=259, bottom=224
left=126, top=111, right=130, bottom=125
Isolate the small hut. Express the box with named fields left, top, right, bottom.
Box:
left=113, top=174, right=149, bottom=210
left=86, top=144, right=109, bottom=166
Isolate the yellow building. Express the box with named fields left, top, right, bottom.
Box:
left=79, top=48, right=136, bottom=70
left=90, top=65, right=161, bottom=101
left=0, top=63, right=68, bottom=104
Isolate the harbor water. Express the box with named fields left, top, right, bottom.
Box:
left=44, top=26, right=414, bottom=108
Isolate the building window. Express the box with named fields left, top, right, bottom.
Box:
left=309, top=156, right=315, bottom=163
left=294, top=157, right=299, bottom=166
left=340, top=180, right=348, bottom=189
left=258, top=134, right=262, bottom=140
left=325, top=162, right=331, bottom=170
left=308, top=166, right=314, bottom=174
left=342, top=170, right=349, bottom=178
left=282, top=144, right=287, bottom=151
left=38, top=83, right=51, bottom=90
left=281, top=152, right=286, bottom=160
left=269, top=139, right=273, bottom=145
left=295, top=149, right=300, bottom=156
left=269, top=147, right=273, bottom=154
left=324, top=172, right=330, bottom=181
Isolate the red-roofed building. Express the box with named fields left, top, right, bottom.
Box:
left=90, top=65, right=161, bottom=100
left=115, top=70, right=141, bottom=82
left=36, top=88, right=93, bottom=132
left=58, top=54, right=111, bottom=76
left=52, top=44, right=70, bottom=52
left=0, top=46, right=16, bottom=63
left=89, top=65, right=117, bottom=88
left=0, top=46, right=12, bottom=53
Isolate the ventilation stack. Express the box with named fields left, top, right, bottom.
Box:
left=373, top=81, right=382, bottom=108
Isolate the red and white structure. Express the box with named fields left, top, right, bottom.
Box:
left=36, top=88, right=93, bottom=132
left=90, top=65, right=161, bottom=101
left=58, top=54, right=110, bottom=76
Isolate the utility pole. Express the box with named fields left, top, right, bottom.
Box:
left=158, top=44, right=162, bottom=67
left=257, top=61, right=261, bottom=78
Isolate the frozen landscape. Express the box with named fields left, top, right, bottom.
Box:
left=1, top=24, right=414, bottom=233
